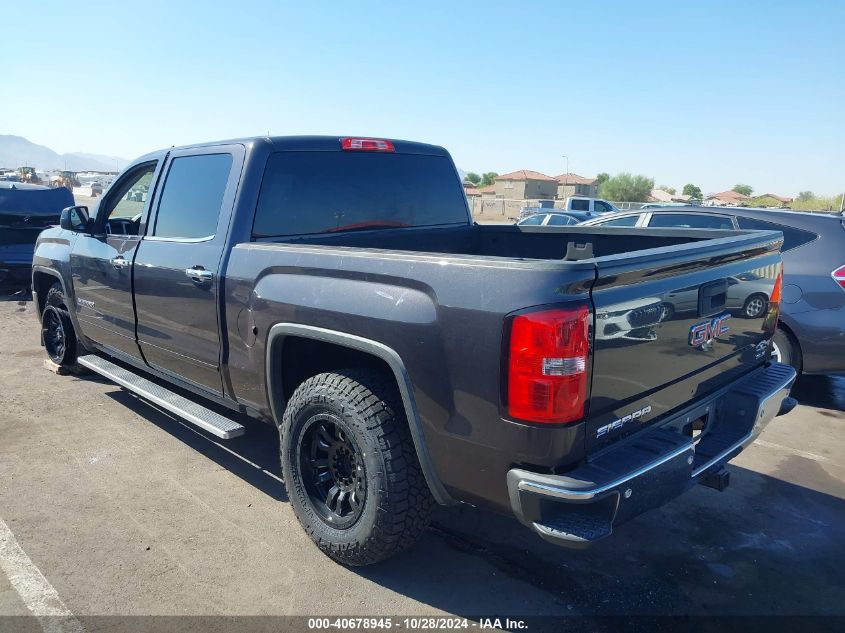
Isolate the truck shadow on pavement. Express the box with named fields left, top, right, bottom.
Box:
left=100, top=384, right=845, bottom=618
left=790, top=374, right=845, bottom=412
left=104, top=390, right=288, bottom=502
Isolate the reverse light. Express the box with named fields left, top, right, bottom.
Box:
left=832, top=265, right=845, bottom=292
left=340, top=137, right=395, bottom=152
left=506, top=306, right=590, bottom=424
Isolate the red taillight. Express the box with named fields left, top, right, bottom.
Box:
left=771, top=267, right=783, bottom=304
left=507, top=306, right=590, bottom=424
left=340, top=137, right=395, bottom=152
left=764, top=263, right=784, bottom=334
left=832, top=265, right=845, bottom=292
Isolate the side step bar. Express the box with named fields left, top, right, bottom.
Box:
left=76, top=355, right=246, bottom=439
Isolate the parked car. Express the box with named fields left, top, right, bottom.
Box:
left=0, top=182, right=73, bottom=292
left=640, top=202, right=693, bottom=209
left=560, top=196, right=619, bottom=214
left=581, top=206, right=845, bottom=375
left=516, top=210, right=594, bottom=226
left=32, top=136, right=794, bottom=565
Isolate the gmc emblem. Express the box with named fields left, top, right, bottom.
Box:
left=689, top=313, right=731, bottom=349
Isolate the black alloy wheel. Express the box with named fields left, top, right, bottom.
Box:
left=298, top=414, right=367, bottom=529
left=42, top=305, right=69, bottom=365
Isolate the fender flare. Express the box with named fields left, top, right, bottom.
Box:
left=31, top=266, right=70, bottom=315
left=265, top=323, right=454, bottom=506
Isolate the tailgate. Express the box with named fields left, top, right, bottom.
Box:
left=586, top=229, right=783, bottom=453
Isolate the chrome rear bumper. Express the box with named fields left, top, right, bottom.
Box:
left=507, top=362, right=797, bottom=547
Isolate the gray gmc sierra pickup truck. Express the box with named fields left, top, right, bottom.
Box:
left=32, top=136, right=796, bottom=565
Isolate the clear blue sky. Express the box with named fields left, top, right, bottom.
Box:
left=3, top=0, right=843, bottom=196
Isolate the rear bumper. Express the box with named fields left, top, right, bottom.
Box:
left=506, top=362, right=796, bottom=547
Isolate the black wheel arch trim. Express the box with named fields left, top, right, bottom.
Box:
left=31, top=265, right=69, bottom=316
left=265, top=323, right=455, bottom=506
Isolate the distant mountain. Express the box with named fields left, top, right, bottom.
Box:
left=0, top=135, right=128, bottom=172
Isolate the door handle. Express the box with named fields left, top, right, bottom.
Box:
left=185, top=267, right=214, bottom=283
left=111, top=256, right=129, bottom=269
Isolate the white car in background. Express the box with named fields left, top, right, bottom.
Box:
left=560, top=196, right=619, bottom=214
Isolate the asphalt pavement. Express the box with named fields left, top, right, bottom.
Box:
left=0, top=294, right=843, bottom=630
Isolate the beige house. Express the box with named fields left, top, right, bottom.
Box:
left=555, top=173, right=598, bottom=199
left=705, top=190, right=751, bottom=206
left=649, top=189, right=692, bottom=203
left=493, top=170, right=557, bottom=199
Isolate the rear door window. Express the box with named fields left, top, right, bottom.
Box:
left=253, top=151, right=468, bottom=237
left=648, top=213, right=734, bottom=229
left=153, top=154, right=233, bottom=240
left=736, top=216, right=818, bottom=251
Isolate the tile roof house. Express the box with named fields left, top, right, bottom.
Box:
left=493, top=170, right=557, bottom=199
left=555, top=173, right=599, bottom=199
left=705, top=190, right=751, bottom=206
left=755, top=193, right=794, bottom=206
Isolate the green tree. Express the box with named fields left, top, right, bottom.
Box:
left=797, top=190, right=814, bottom=202
left=732, top=183, right=753, bottom=196
left=658, top=185, right=676, bottom=195
left=465, top=172, right=481, bottom=185
left=480, top=172, right=498, bottom=187
left=598, top=173, right=654, bottom=202
left=748, top=196, right=783, bottom=208
left=682, top=183, right=702, bottom=199
left=596, top=172, right=610, bottom=186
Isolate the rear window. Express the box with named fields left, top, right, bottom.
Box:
left=253, top=151, right=468, bottom=237
left=546, top=214, right=574, bottom=225
left=736, top=216, right=818, bottom=251
left=598, top=214, right=640, bottom=227
left=649, top=213, right=734, bottom=229
left=518, top=214, right=545, bottom=226
left=570, top=199, right=590, bottom=211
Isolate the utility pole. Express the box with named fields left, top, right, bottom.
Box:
left=562, top=155, right=569, bottom=199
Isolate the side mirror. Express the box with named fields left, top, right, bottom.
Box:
left=60, top=206, right=90, bottom=232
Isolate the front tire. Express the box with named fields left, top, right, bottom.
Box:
left=280, top=370, right=435, bottom=566
left=41, top=283, right=77, bottom=366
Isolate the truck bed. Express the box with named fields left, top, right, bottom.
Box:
left=232, top=224, right=783, bottom=511
left=254, top=224, right=739, bottom=262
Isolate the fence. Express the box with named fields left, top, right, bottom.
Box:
left=469, top=197, right=649, bottom=222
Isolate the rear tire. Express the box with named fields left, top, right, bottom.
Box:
left=771, top=327, right=801, bottom=373
left=42, top=283, right=77, bottom=366
left=280, top=369, right=435, bottom=566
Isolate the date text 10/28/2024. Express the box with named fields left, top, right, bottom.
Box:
left=307, top=618, right=528, bottom=630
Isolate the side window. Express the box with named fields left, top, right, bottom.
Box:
left=649, top=213, right=734, bottom=229
left=519, top=214, right=545, bottom=226
left=547, top=214, right=573, bottom=225
left=153, top=154, right=233, bottom=240
left=99, top=162, right=157, bottom=236
left=736, top=216, right=818, bottom=251
left=595, top=201, right=613, bottom=213
left=598, top=214, right=640, bottom=227
left=570, top=199, right=590, bottom=211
